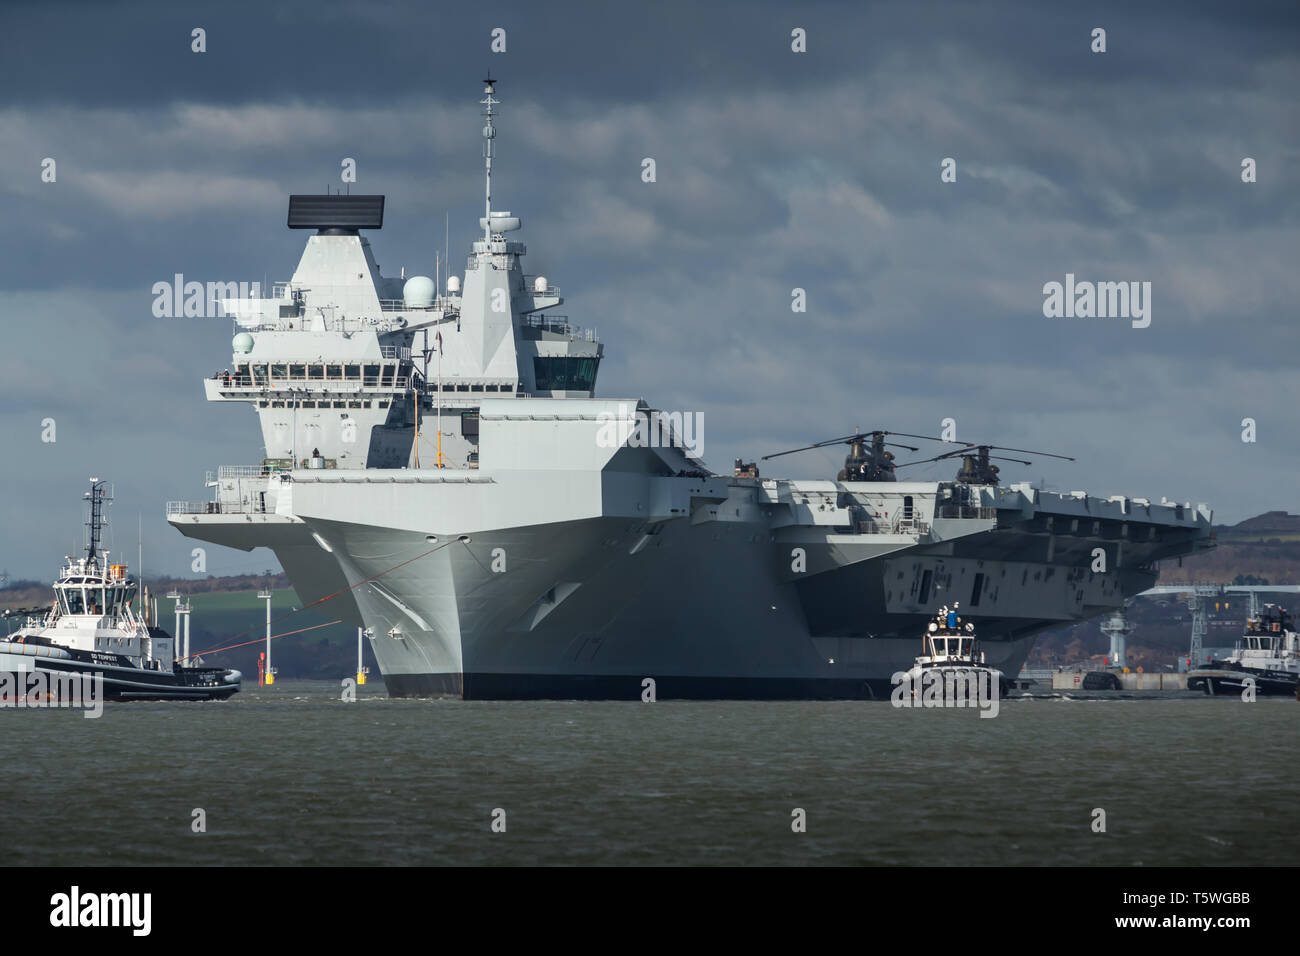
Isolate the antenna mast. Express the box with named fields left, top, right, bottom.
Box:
left=83, top=478, right=111, bottom=561
left=482, top=74, right=498, bottom=243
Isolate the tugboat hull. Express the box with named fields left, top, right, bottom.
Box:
left=0, top=642, right=241, bottom=702
left=901, top=664, right=1006, bottom=702
left=1188, top=666, right=1297, bottom=697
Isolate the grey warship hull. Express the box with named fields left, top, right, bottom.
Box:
left=173, top=400, right=1212, bottom=700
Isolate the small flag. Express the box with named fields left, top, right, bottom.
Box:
left=435, top=330, right=443, bottom=354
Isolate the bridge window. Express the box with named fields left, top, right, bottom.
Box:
left=290, top=364, right=305, bottom=379
left=271, top=364, right=287, bottom=380
left=309, top=365, right=325, bottom=380
left=252, top=365, right=268, bottom=385
left=364, top=364, right=380, bottom=385
left=63, top=589, right=85, bottom=614
left=327, top=365, right=343, bottom=380
left=533, top=356, right=598, bottom=391
left=345, top=364, right=361, bottom=380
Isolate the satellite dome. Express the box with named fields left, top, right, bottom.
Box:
left=533, top=276, right=548, bottom=293
left=446, top=275, right=461, bottom=294
left=232, top=332, right=254, bottom=354
left=403, top=275, right=435, bottom=308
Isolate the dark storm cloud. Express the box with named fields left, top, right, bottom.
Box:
left=0, top=0, right=1296, bottom=578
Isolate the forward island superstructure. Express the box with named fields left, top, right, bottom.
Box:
left=168, top=79, right=1214, bottom=699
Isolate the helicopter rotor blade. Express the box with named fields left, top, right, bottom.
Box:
left=894, top=439, right=1073, bottom=472
left=892, top=454, right=954, bottom=469
left=979, top=444, right=1075, bottom=461
left=882, top=431, right=974, bottom=445
left=760, top=433, right=862, bottom=460
left=761, top=429, right=969, bottom=461
left=908, top=446, right=971, bottom=464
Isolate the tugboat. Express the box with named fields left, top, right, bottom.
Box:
left=1187, top=603, right=1299, bottom=697
left=0, top=479, right=240, bottom=701
left=900, top=603, right=1006, bottom=702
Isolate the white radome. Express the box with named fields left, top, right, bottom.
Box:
left=447, top=275, right=461, bottom=294
left=403, top=275, right=435, bottom=308
left=232, top=332, right=254, bottom=353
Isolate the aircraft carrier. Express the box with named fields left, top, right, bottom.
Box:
left=167, top=78, right=1214, bottom=699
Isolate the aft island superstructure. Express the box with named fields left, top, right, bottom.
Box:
left=168, top=79, right=1214, bottom=699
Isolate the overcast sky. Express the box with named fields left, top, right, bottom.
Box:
left=1, top=0, right=1296, bottom=580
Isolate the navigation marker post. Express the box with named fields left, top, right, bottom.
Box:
left=166, top=590, right=181, bottom=650
left=357, top=626, right=370, bottom=685
left=258, top=589, right=274, bottom=685
left=165, top=590, right=190, bottom=668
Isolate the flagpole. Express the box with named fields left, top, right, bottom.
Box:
left=436, top=332, right=443, bottom=468
left=412, top=381, right=420, bottom=468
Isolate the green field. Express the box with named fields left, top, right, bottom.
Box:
left=2, top=581, right=377, bottom=680
left=178, top=588, right=375, bottom=680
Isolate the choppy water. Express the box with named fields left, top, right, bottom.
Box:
left=4, top=683, right=1296, bottom=866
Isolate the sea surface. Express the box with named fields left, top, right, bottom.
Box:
left=4, top=682, right=1296, bottom=866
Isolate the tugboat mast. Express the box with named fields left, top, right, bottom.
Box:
left=83, top=478, right=111, bottom=561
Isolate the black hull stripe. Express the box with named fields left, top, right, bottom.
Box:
left=383, top=672, right=901, bottom=701
left=2, top=662, right=239, bottom=701
left=3, top=653, right=231, bottom=687
left=1189, top=675, right=1297, bottom=697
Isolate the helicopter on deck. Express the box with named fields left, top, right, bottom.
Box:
left=895, top=444, right=1074, bottom=486
left=761, top=430, right=968, bottom=482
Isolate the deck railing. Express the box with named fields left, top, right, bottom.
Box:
left=214, top=375, right=409, bottom=391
